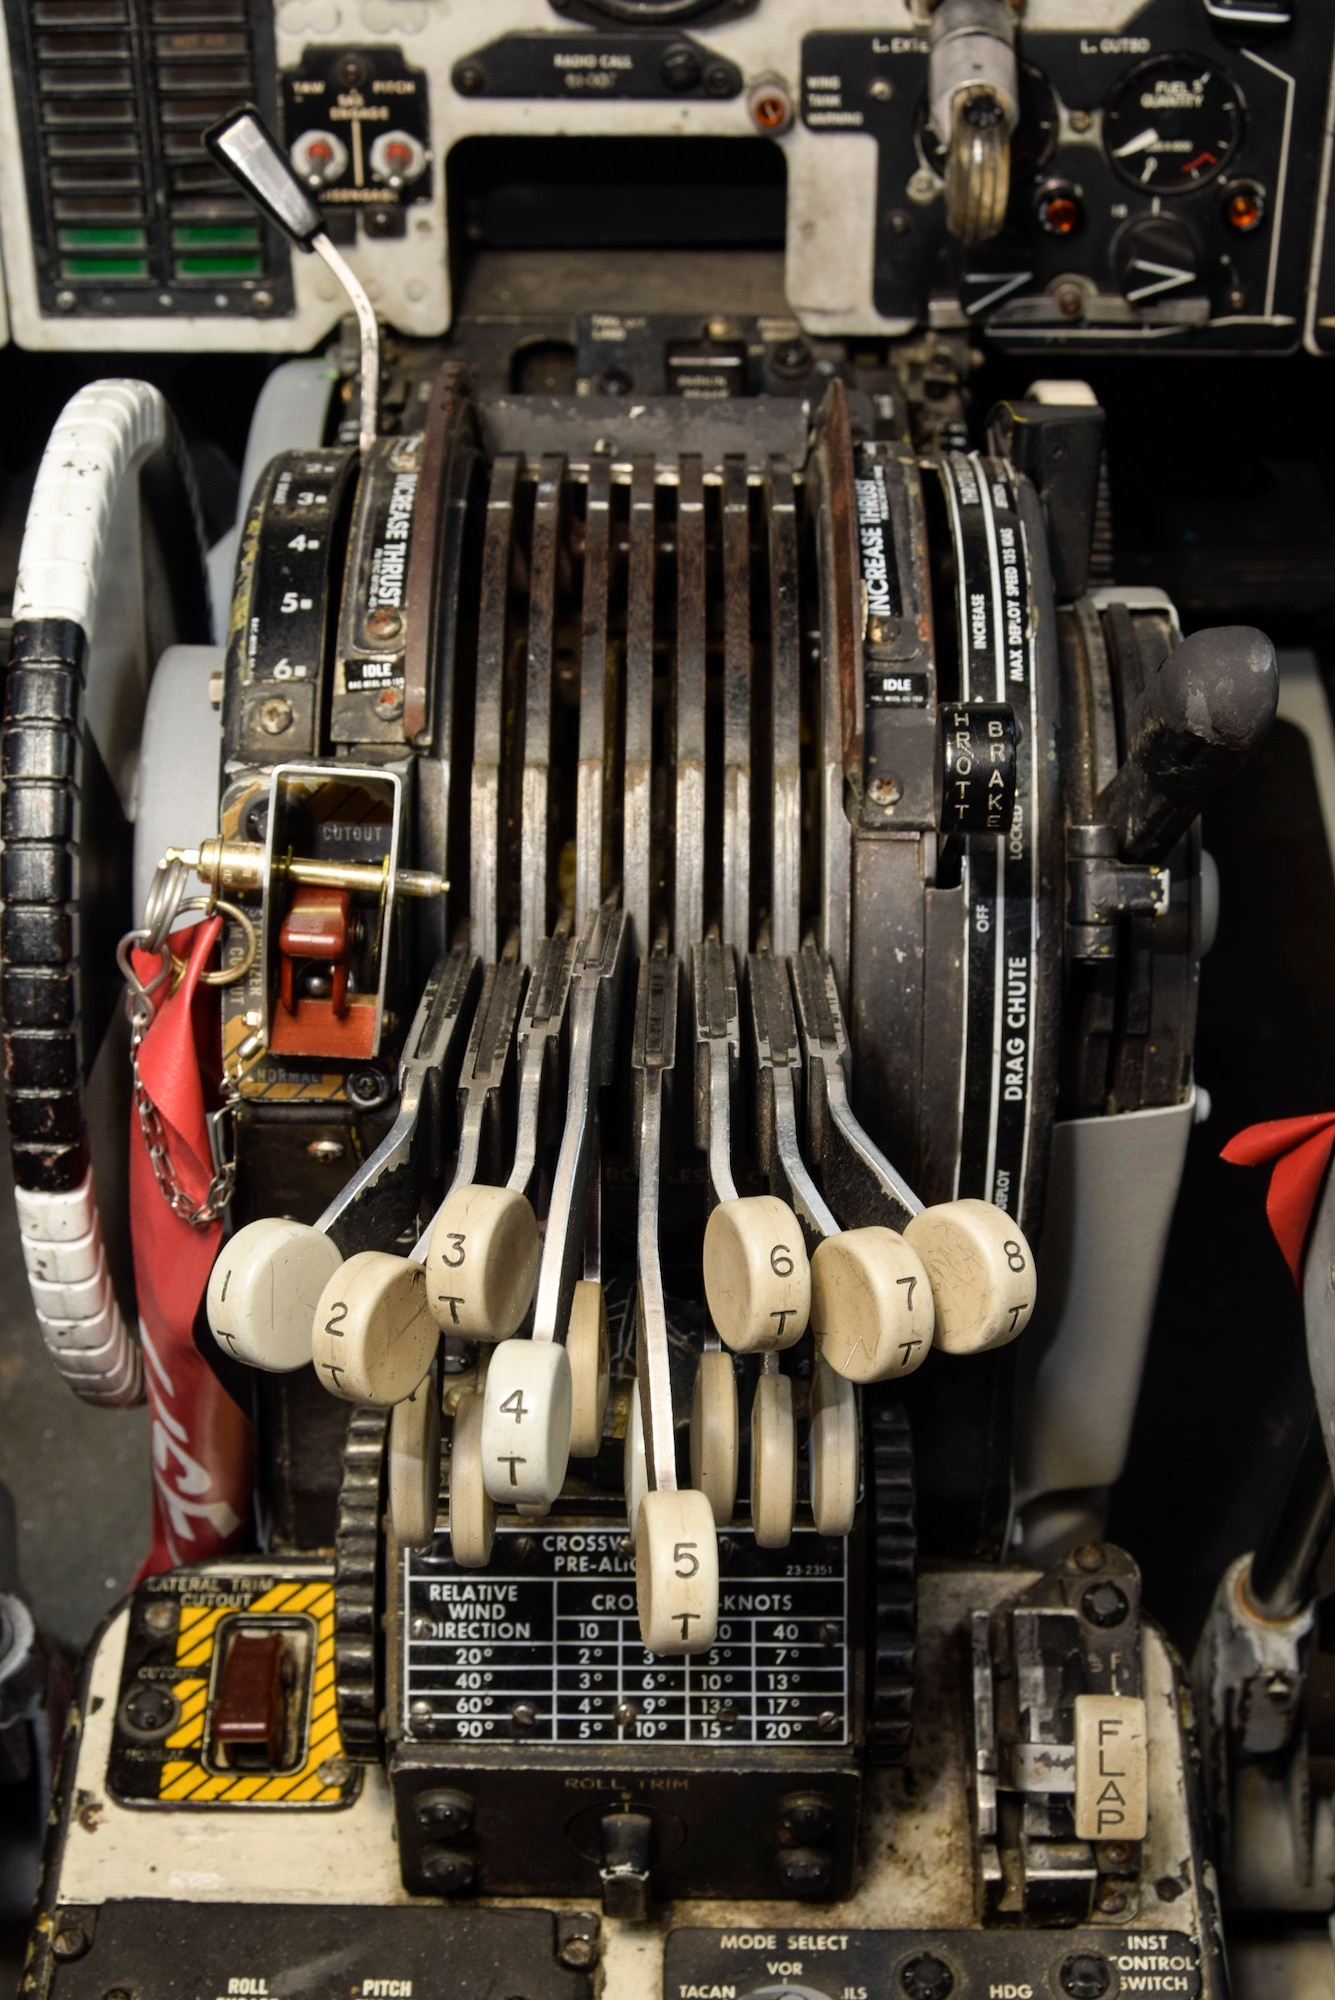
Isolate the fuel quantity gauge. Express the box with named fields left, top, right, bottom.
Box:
left=1104, top=55, right=1243, bottom=193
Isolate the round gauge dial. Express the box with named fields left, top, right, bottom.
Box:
left=1104, top=55, right=1242, bottom=193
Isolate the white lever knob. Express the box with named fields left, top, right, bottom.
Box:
left=810, top=1227, right=934, bottom=1383
left=312, top=1251, right=437, bottom=1405
left=425, top=1184, right=540, bottom=1339
left=751, top=1367, right=796, bottom=1549
left=480, top=1339, right=572, bottom=1508
left=690, top=1350, right=739, bottom=1526
left=448, top=1387, right=496, bottom=1568
left=567, top=1279, right=610, bottom=1458
left=904, top=1199, right=1035, bottom=1354
left=636, top=1487, right=719, bottom=1655
left=809, top=1354, right=858, bottom=1537
left=207, top=1217, right=342, bottom=1372
left=388, top=1370, right=441, bottom=1549
left=625, top=1387, right=648, bottom=1538
left=703, top=1195, right=810, bottom=1354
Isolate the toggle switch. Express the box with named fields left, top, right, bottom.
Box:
left=290, top=129, right=348, bottom=187
left=370, top=129, right=426, bottom=187
left=211, top=1628, right=294, bottom=1770
left=599, top=1810, right=653, bottom=1920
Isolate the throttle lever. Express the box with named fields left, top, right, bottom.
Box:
left=418, top=947, right=538, bottom=1343
left=697, top=942, right=811, bottom=1357
left=748, top=951, right=840, bottom=1248
left=206, top=946, right=480, bottom=1372
left=631, top=948, right=719, bottom=1654
left=479, top=904, right=628, bottom=1514
left=204, top=105, right=380, bottom=453
left=749, top=952, right=934, bottom=1387
left=791, top=941, right=1037, bottom=1357
left=790, top=942, right=919, bottom=1232
left=632, top=948, right=680, bottom=1499
left=508, top=932, right=576, bottom=1201
left=531, top=903, right=629, bottom=1350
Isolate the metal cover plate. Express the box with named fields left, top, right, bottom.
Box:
left=664, top=1926, right=1202, bottom=1999
left=401, top=1525, right=851, bottom=1749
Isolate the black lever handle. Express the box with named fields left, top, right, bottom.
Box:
left=1098, top=624, right=1278, bottom=862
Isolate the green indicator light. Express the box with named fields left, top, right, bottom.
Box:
left=174, top=254, right=262, bottom=276
left=170, top=225, right=260, bottom=248
left=58, top=226, right=146, bottom=248
left=61, top=256, right=148, bottom=276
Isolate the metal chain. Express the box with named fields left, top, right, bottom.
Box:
left=116, top=862, right=256, bottom=1230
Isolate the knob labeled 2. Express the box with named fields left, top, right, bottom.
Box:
left=312, top=1252, right=437, bottom=1404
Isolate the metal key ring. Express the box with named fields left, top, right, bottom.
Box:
left=116, top=927, right=171, bottom=1002
left=142, top=855, right=192, bottom=956
left=166, top=897, right=258, bottom=988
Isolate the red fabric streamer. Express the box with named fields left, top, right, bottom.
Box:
left=1221, top=1112, right=1335, bottom=1288
left=129, top=918, right=253, bottom=1576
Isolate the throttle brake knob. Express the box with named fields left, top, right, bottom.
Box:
left=751, top=1367, right=797, bottom=1549
left=939, top=703, right=1018, bottom=835
left=703, top=1195, right=811, bottom=1353
left=809, top=1356, right=859, bottom=1539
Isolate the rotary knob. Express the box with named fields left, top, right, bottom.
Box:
left=1113, top=214, right=1203, bottom=311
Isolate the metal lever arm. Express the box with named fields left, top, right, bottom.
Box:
left=747, top=952, right=840, bottom=1249
left=789, top=942, right=922, bottom=1233
left=318, top=946, right=481, bottom=1255
left=634, top=951, right=680, bottom=1494
left=508, top=933, right=576, bottom=1200
left=531, top=904, right=629, bottom=1345
left=444, top=951, right=529, bottom=1203
left=205, top=105, right=380, bottom=452
left=693, top=937, right=741, bottom=1208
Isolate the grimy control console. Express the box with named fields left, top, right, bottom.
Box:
left=0, top=0, right=1329, bottom=1996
